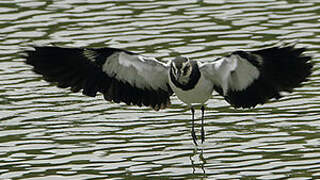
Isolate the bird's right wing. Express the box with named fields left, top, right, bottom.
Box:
left=23, top=46, right=173, bottom=110
left=200, top=45, right=313, bottom=108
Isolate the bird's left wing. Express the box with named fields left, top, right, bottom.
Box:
left=23, top=46, right=173, bottom=110
left=200, top=45, right=312, bottom=108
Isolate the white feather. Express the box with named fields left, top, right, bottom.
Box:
left=169, top=71, right=214, bottom=105
left=200, top=54, right=260, bottom=95
left=228, top=54, right=260, bottom=91
left=102, top=51, right=170, bottom=91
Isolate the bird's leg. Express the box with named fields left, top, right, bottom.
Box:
left=191, top=107, right=198, bottom=146
left=201, top=105, right=205, bottom=143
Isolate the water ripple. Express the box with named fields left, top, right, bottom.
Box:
left=0, top=0, right=320, bottom=179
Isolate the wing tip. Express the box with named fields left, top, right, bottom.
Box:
left=220, top=43, right=313, bottom=109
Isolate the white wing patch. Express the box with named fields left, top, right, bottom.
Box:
left=102, top=51, right=169, bottom=91
left=227, top=54, right=260, bottom=91
left=201, top=54, right=260, bottom=95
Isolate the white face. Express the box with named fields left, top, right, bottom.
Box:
left=172, top=60, right=192, bottom=84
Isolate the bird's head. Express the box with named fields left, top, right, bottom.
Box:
left=170, top=56, right=193, bottom=85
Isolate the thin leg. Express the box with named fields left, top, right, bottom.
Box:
left=191, top=107, right=198, bottom=146
left=201, top=106, right=205, bottom=143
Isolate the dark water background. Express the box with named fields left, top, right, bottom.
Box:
left=1, top=0, right=320, bottom=179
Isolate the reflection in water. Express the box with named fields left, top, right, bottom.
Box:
left=0, top=0, right=320, bottom=179
left=190, top=148, right=207, bottom=177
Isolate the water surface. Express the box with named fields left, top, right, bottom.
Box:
left=1, top=0, right=320, bottom=179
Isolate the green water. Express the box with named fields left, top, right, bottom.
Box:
left=0, top=0, right=320, bottom=179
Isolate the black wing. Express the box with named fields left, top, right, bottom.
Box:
left=201, top=45, right=313, bottom=108
left=23, top=46, right=173, bottom=110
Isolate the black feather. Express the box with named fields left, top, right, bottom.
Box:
left=217, top=45, right=313, bottom=108
left=24, top=46, right=172, bottom=110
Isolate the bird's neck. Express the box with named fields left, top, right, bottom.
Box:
left=170, top=62, right=201, bottom=90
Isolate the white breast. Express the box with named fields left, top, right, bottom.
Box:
left=169, top=74, right=214, bottom=106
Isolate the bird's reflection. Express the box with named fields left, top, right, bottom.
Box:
left=189, top=147, right=207, bottom=177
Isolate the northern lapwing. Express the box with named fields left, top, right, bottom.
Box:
left=23, top=45, right=313, bottom=145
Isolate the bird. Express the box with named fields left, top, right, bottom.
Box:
left=23, top=44, right=313, bottom=145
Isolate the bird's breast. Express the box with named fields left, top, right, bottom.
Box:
left=169, top=74, right=214, bottom=105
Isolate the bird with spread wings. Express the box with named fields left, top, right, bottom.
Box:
left=23, top=45, right=313, bottom=145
